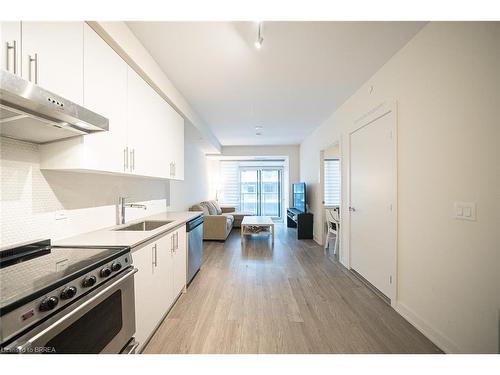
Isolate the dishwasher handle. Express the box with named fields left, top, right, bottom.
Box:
left=186, top=216, right=204, bottom=232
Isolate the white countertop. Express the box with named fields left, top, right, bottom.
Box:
left=54, top=211, right=202, bottom=250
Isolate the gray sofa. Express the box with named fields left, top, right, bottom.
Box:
left=189, top=200, right=252, bottom=240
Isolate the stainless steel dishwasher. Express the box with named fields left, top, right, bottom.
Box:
left=186, top=215, right=204, bottom=285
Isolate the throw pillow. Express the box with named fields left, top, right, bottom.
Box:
left=212, top=200, right=223, bottom=215
left=201, top=201, right=217, bottom=215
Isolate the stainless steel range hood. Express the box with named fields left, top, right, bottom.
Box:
left=0, top=69, right=108, bottom=144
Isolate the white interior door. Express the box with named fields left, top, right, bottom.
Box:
left=349, top=110, right=396, bottom=300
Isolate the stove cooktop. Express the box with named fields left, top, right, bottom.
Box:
left=0, top=239, right=129, bottom=315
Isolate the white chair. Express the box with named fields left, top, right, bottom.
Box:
left=324, top=208, right=340, bottom=254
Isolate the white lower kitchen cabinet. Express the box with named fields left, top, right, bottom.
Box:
left=132, top=240, right=160, bottom=353
left=172, top=228, right=187, bottom=296
left=133, top=227, right=186, bottom=352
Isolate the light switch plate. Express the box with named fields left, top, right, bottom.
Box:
left=454, top=202, right=476, bottom=221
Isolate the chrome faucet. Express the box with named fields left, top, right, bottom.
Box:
left=118, top=197, right=147, bottom=224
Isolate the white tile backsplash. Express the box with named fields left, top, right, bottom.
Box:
left=0, top=137, right=170, bottom=247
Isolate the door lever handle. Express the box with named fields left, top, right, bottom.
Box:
left=349, top=206, right=356, bottom=212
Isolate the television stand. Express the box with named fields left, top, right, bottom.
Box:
left=287, top=208, right=313, bottom=239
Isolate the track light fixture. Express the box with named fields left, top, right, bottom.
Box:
left=255, top=22, right=263, bottom=49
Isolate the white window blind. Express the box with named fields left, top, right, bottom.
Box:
left=220, top=161, right=240, bottom=209
left=324, top=159, right=340, bottom=206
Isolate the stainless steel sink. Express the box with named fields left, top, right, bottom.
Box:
left=114, top=220, right=173, bottom=231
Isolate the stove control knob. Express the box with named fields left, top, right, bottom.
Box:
left=39, top=296, right=59, bottom=311
left=111, top=262, right=122, bottom=272
left=100, top=267, right=112, bottom=278
left=82, top=275, right=97, bottom=288
left=60, top=286, right=77, bottom=300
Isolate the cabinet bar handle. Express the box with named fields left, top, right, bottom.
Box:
left=131, top=148, right=135, bottom=171
left=123, top=147, right=127, bottom=171
left=123, top=146, right=128, bottom=171
left=152, top=244, right=158, bottom=267
left=28, top=53, right=38, bottom=84
left=6, top=40, right=17, bottom=74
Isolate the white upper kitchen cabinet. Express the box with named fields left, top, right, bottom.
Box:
left=40, top=24, right=128, bottom=174
left=82, top=24, right=128, bottom=173
left=0, top=22, right=22, bottom=75
left=127, top=67, right=171, bottom=179
left=21, top=22, right=84, bottom=104
left=166, top=105, right=185, bottom=180
left=39, top=22, right=185, bottom=180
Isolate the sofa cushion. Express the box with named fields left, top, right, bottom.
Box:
left=212, top=200, right=223, bottom=215
left=222, top=213, right=234, bottom=231
left=222, top=213, right=234, bottom=222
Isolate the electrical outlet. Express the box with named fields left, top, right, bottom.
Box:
left=55, top=210, right=68, bottom=221
left=454, top=202, right=476, bottom=221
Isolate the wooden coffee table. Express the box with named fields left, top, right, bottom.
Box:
left=241, top=216, right=275, bottom=245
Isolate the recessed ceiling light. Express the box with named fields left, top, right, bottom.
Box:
left=255, top=126, right=263, bottom=130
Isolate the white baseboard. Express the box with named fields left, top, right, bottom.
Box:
left=395, top=302, right=462, bottom=354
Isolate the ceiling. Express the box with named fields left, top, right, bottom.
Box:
left=127, top=21, right=425, bottom=146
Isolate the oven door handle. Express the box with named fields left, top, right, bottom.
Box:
left=13, top=267, right=138, bottom=352
left=121, top=339, right=139, bottom=354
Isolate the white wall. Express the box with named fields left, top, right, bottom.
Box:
left=168, top=140, right=210, bottom=211
left=220, top=145, right=300, bottom=206
left=300, top=22, right=500, bottom=353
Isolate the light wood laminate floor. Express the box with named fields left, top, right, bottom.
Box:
left=144, top=225, right=442, bottom=354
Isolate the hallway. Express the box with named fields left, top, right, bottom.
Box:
left=144, top=226, right=441, bottom=353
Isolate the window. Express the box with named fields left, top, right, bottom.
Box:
left=220, top=161, right=240, bottom=209
left=219, top=160, right=284, bottom=219
left=324, top=159, right=340, bottom=206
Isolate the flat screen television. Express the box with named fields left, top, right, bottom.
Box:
left=292, top=182, right=306, bottom=212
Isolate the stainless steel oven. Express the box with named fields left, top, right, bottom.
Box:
left=3, top=267, right=137, bottom=354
